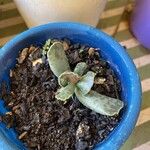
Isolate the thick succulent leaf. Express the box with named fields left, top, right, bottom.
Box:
left=74, top=62, right=87, bottom=76
left=47, top=42, right=70, bottom=77
left=55, top=84, right=75, bottom=101
left=76, top=71, right=95, bottom=95
left=75, top=89, right=124, bottom=116
left=58, top=71, right=81, bottom=87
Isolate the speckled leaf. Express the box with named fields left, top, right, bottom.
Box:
left=76, top=71, right=96, bottom=95
left=58, top=71, right=81, bottom=87
left=43, top=39, right=51, bottom=55
left=55, top=84, right=75, bottom=101
left=74, top=62, right=87, bottom=76
left=47, top=42, right=70, bottom=77
left=75, top=89, right=124, bottom=116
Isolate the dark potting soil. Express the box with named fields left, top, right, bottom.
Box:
left=1, top=39, right=122, bottom=150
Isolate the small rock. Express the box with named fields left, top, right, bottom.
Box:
left=33, top=113, right=40, bottom=123
left=42, top=81, right=51, bottom=90
left=79, top=49, right=84, bottom=54
left=5, top=112, right=12, bottom=115
left=76, top=121, right=90, bottom=139
left=88, top=48, right=95, bottom=56
left=94, top=77, right=106, bottom=84
left=23, top=125, right=31, bottom=131
left=32, top=58, right=42, bottom=66
left=94, top=60, right=99, bottom=64
left=10, top=70, right=13, bottom=77
left=10, top=91, right=16, bottom=98
left=75, top=140, right=88, bottom=150
left=8, top=101, right=14, bottom=107
left=98, top=129, right=105, bottom=137
left=33, top=63, right=42, bottom=73
left=12, top=105, right=20, bottom=111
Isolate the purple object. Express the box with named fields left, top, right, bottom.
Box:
left=131, top=0, right=150, bottom=49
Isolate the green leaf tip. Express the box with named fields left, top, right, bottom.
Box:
left=74, top=62, right=87, bottom=76
left=47, top=42, right=70, bottom=77
left=55, top=84, right=75, bottom=101
left=75, top=89, right=124, bottom=116
left=76, top=71, right=96, bottom=95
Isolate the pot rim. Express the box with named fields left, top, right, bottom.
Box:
left=0, top=22, right=142, bottom=150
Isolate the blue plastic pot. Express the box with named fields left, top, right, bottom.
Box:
left=0, top=22, right=141, bottom=150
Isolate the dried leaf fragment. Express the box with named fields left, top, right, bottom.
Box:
left=19, top=131, right=27, bottom=140
left=17, top=48, right=28, bottom=64
left=63, top=41, right=69, bottom=51
left=58, top=71, right=81, bottom=87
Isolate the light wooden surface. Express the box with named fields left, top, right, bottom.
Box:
left=0, top=0, right=150, bottom=149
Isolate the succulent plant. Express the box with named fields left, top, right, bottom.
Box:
left=44, top=40, right=124, bottom=116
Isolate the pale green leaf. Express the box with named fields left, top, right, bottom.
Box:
left=58, top=71, right=81, bottom=87
left=43, top=39, right=51, bottom=55
left=75, top=89, right=124, bottom=116
left=76, top=71, right=95, bottom=95
left=74, top=62, right=87, bottom=76
left=55, top=84, right=75, bottom=101
left=47, top=42, right=70, bottom=77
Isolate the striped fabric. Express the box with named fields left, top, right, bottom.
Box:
left=0, top=0, right=150, bottom=150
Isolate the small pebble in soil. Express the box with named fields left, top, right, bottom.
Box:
left=1, top=39, right=122, bottom=150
